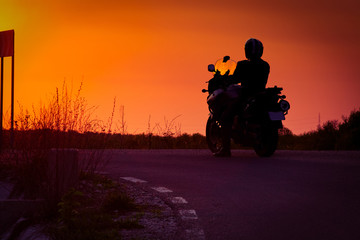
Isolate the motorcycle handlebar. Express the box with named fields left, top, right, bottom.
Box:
left=202, top=86, right=283, bottom=94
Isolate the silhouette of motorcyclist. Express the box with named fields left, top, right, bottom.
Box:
left=214, top=38, right=270, bottom=157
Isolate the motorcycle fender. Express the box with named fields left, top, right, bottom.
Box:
left=268, top=111, right=285, bottom=121
left=207, top=89, right=225, bottom=104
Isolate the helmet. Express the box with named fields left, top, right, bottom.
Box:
left=245, top=38, right=263, bottom=60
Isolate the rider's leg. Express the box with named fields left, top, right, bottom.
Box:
left=214, top=102, right=235, bottom=157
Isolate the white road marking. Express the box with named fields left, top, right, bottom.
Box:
left=185, top=229, right=206, bottom=240
left=170, top=197, right=188, bottom=204
left=179, top=209, right=198, bottom=220
left=120, top=177, right=147, bottom=183
left=152, top=186, right=173, bottom=193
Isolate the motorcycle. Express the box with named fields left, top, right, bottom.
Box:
left=202, top=57, right=290, bottom=157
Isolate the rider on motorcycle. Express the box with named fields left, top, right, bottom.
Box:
left=214, top=38, right=270, bottom=157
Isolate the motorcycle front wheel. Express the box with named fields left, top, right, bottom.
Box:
left=254, top=126, right=278, bottom=157
left=206, top=116, right=223, bottom=153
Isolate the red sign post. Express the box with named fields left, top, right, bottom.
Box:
left=0, top=29, right=15, bottom=148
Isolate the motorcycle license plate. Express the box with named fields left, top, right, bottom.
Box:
left=268, top=111, right=285, bottom=121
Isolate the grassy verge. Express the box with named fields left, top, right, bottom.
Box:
left=45, top=173, right=143, bottom=240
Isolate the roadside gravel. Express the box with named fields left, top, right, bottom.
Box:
left=118, top=178, right=182, bottom=240
left=118, top=178, right=203, bottom=240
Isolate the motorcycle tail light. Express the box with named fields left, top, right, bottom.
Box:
left=279, top=100, right=290, bottom=111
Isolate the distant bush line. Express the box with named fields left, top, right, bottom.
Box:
left=1, top=108, right=359, bottom=151
left=0, top=131, right=207, bottom=150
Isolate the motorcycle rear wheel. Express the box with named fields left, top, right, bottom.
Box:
left=206, top=116, right=223, bottom=153
left=254, top=126, right=278, bottom=157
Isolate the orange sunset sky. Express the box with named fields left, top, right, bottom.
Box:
left=1, top=0, right=360, bottom=135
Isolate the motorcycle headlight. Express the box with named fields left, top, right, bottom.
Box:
left=279, top=100, right=290, bottom=111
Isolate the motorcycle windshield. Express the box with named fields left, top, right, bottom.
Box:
left=214, top=58, right=237, bottom=75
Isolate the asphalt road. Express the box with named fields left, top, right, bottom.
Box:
left=101, top=150, right=360, bottom=240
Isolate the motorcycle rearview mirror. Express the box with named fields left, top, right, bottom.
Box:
left=208, top=64, right=215, bottom=72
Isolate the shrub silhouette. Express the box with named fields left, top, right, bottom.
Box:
left=278, top=109, right=360, bottom=150
left=338, top=109, right=360, bottom=150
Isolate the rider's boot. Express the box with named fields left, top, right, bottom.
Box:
left=213, top=147, right=231, bottom=157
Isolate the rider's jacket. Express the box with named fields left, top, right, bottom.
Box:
left=231, top=58, right=270, bottom=96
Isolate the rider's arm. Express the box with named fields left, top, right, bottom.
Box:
left=229, top=61, right=244, bottom=85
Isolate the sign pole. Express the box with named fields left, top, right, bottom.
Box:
left=11, top=44, right=14, bottom=148
left=0, top=57, right=3, bottom=149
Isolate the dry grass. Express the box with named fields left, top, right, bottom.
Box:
left=1, top=81, right=114, bottom=205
